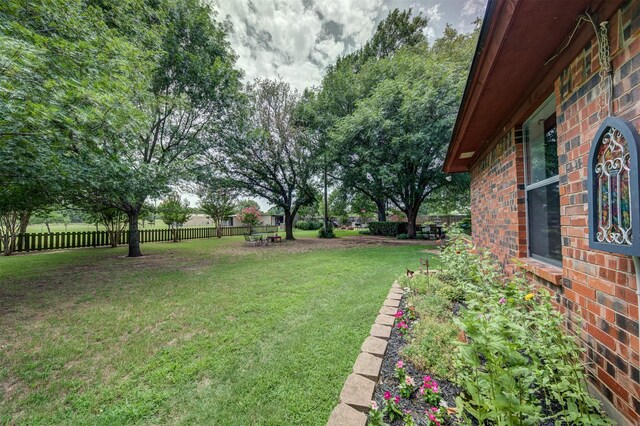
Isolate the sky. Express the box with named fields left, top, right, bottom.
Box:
left=190, top=0, right=487, bottom=209
left=213, top=0, right=487, bottom=92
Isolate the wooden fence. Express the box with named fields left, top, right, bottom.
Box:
left=2, top=225, right=279, bottom=253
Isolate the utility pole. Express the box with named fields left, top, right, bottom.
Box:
left=323, top=154, right=329, bottom=230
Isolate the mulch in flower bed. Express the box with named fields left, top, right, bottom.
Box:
left=371, top=296, right=462, bottom=425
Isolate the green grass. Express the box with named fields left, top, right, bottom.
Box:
left=24, top=223, right=172, bottom=233
left=0, top=232, right=437, bottom=425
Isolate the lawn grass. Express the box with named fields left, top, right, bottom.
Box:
left=0, top=232, right=436, bottom=425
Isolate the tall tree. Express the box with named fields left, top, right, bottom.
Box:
left=301, top=9, right=429, bottom=222
left=211, top=79, right=319, bottom=240
left=0, top=0, right=146, bottom=254
left=330, top=26, right=478, bottom=237
left=65, top=0, right=241, bottom=256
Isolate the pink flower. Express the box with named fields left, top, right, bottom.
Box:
left=419, top=386, right=425, bottom=395
left=384, top=391, right=391, bottom=400
left=405, top=376, right=415, bottom=386
left=424, top=375, right=431, bottom=382
left=396, top=360, right=404, bottom=369
left=370, top=401, right=378, bottom=410
left=395, top=310, right=404, bottom=318
left=499, top=297, right=506, bottom=304
left=394, top=395, right=401, bottom=404
left=431, top=407, right=438, bottom=412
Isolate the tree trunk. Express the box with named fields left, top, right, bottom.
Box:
left=17, top=210, right=31, bottom=251
left=284, top=210, right=295, bottom=240
left=128, top=209, right=142, bottom=257
left=376, top=199, right=387, bottom=222
left=407, top=208, right=419, bottom=239
left=216, top=220, right=223, bottom=238
left=19, top=211, right=30, bottom=235
left=1, top=211, right=19, bottom=256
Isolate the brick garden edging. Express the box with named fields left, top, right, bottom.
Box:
left=326, top=281, right=403, bottom=426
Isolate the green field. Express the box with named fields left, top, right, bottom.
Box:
left=25, top=223, right=174, bottom=234
left=0, top=231, right=436, bottom=425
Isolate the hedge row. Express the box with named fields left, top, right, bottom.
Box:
left=295, top=220, right=323, bottom=230
left=368, top=221, right=408, bottom=237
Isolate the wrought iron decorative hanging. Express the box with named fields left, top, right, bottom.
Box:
left=588, top=116, right=640, bottom=255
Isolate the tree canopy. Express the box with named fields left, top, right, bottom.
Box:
left=210, top=78, right=319, bottom=240
left=304, top=18, right=478, bottom=237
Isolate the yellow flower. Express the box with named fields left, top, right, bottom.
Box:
left=524, top=293, right=535, bottom=301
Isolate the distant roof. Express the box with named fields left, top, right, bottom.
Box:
left=444, top=0, right=623, bottom=173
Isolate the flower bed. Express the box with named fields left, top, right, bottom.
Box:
left=370, top=294, right=460, bottom=426
left=368, top=238, right=612, bottom=425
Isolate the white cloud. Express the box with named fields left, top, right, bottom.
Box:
left=213, top=0, right=485, bottom=92
left=461, top=0, right=485, bottom=17
left=213, top=0, right=385, bottom=91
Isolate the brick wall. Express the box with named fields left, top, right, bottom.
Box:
left=470, top=129, right=527, bottom=276
left=469, top=2, right=640, bottom=422
left=554, top=7, right=640, bottom=421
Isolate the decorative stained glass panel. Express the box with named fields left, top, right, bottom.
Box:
left=595, top=127, right=632, bottom=245
left=588, top=116, right=640, bottom=256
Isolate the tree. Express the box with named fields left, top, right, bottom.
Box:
left=211, top=79, right=319, bottom=240
left=85, top=208, right=128, bottom=247
left=237, top=206, right=261, bottom=234
left=235, top=199, right=260, bottom=214
left=61, top=0, right=241, bottom=257
left=299, top=9, right=429, bottom=223
left=330, top=27, right=478, bottom=238
left=424, top=173, right=471, bottom=215
left=199, top=186, right=237, bottom=238
left=157, top=193, right=192, bottom=242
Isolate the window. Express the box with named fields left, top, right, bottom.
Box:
left=524, top=95, right=562, bottom=266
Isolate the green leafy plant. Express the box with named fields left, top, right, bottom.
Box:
left=419, top=376, right=442, bottom=406
left=368, top=401, right=386, bottom=426
left=441, top=238, right=612, bottom=425
left=382, top=392, right=403, bottom=422
left=398, top=375, right=415, bottom=398
left=396, top=233, right=410, bottom=240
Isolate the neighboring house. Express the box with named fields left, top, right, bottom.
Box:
left=444, top=0, right=639, bottom=423
left=222, top=214, right=283, bottom=227
left=184, top=214, right=212, bottom=227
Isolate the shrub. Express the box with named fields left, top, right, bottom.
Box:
left=295, top=220, right=322, bottom=230
left=396, top=233, right=409, bottom=240
left=369, top=221, right=408, bottom=237
left=317, top=225, right=335, bottom=238
left=358, top=229, right=371, bottom=235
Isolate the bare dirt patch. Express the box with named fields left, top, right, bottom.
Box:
left=216, top=235, right=440, bottom=256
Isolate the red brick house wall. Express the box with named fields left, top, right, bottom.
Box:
left=470, top=130, right=527, bottom=277
left=468, top=3, right=640, bottom=422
